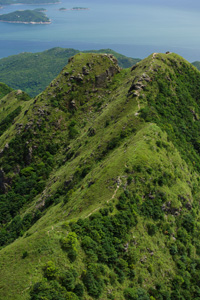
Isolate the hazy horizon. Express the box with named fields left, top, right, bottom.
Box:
left=0, top=0, right=200, bottom=61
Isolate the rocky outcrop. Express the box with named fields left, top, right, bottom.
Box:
left=95, top=72, right=108, bottom=88
left=0, top=169, right=11, bottom=193
left=95, top=66, right=120, bottom=88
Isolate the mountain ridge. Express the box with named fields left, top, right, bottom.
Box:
left=1, top=52, right=200, bottom=299
left=0, top=47, right=141, bottom=97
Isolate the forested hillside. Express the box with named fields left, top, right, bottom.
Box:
left=1, top=52, right=200, bottom=300
left=0, top=48, right=140, bottom=96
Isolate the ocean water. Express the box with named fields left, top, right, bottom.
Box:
left=0, top=0, right=200, bottom=61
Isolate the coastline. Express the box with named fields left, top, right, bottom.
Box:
left=0, top=19, right=51, bottom=24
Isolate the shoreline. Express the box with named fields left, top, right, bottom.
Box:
left=0, top=19, right=51, bottom=24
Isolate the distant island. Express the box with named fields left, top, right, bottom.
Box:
left=71, top=7, right=89, bottom=10
left=0, top=10, right=51, bottom=24
left=34, top=8, right=47, bottom=12
left=0, top=0, right=58, bottom=4
left=59, top=7, right=89, bottom=12
left=59, top=7, right=67, bottom=11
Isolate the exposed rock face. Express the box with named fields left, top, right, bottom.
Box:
left=87, top=127, right=96, bottom=137
left=0, top=169, right=11, bottom=193
left=95, top=72, right=108, bottom=87
left=82, top=66, right=90, bottom=75
left=25, top=146, right=33, bottom=165
left=128, top=73, right=150, bottom=95
left=95, top=65, right=120, bottom=88
left=70, top=99, right=77, bottom=110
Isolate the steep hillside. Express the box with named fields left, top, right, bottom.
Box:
left=1, top=52, right=200, bottom=300
left=0, top=48, right=140, bottom=97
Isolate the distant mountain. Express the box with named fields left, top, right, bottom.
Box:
left=0, top=47, right=141, bottom=97
left=1, top=52, right=200, bottom=299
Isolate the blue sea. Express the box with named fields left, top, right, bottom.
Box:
left=0, top=0, right=200, bottom=61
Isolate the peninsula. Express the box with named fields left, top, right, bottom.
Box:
left=0, top=9, right=51, bottom=24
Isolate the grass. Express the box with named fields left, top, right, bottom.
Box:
left=1, top=52, right=200, bottom=299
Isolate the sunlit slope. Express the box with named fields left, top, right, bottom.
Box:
left=1, top=53, right=200, bottom=299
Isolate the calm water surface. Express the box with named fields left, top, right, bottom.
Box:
left=0, top=0, right=200, bottom=61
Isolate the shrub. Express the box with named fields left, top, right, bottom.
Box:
left=147, top=223, right=157, bottom=236
left=30, top=279, right=67, bottom=300
left=74, top=283, right=84, bottom=297
left=182, top=214, right=195, bottom=233
left=60, top=232, right=78, bottom=262
left=43, top=261, right=57, bottom=279
left=60, top=270, right=76, bottom=291
left=124, top=288, right=138, bottom=300
left=66, top=292, right=79, bottom=300
left=170, top=244, right=178, bottom=255
left=22, top=250, right=28, bottom=259
left=68, top=120, right=78, bottom=139
left=83, top=264, right=104, bottom=298
left=61, top=232, right=78, bottom=252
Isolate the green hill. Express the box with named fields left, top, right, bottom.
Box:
left=0, top=47, right=140, bottom=97
left=1, top=52, right=200, bottom=299
left=0, top=9, right=50, bottom=23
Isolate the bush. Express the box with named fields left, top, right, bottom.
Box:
left=60, top=270, right=76, bottom=291
left=68, top=120, right=78, bottom=139
left=30, top=279, right=67, bottom=300
left=124, top=288, right=149, bottom=300
left=83, top=264, right=104, bottom=298
left=61, top=232, right=78, bottom=250
left=66, top=292, right=79, bottom=300
left=61, top=232, right=78, bottom=262
left=68, top=249, right=78, bottom=262
left=147, top=223, right=157, bottom=236
left=124, top=288, right=138, bottom=300
left=170, top=244, right=178, bottom=255
left=182, top=214, right=195, bottom=233
left=22, top=250, right=28, bottom=259
left=74, top=283, right=84, bottom=297
left=43, top=261, right=57, bottom=279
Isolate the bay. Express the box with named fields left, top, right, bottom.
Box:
left=0, top=0, right=200, bottom=61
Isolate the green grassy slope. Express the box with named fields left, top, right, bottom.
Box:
left=0, top=47, right=141, bottom=97
left=1, top=53, right=200, bottom=299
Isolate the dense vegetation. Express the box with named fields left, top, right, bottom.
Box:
left=0, top=47, right=140, bottom=96
left=1, top=52, right=200, bottom=299
left=0, top=82, right=13, bottom=99
left=0, top=9, right=50, bottom=23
